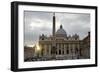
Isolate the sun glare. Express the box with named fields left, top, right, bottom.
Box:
left=36, top=43, right=41, bottom=51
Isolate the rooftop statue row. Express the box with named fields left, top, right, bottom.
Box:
left=39, top=25, right=79, bottom=40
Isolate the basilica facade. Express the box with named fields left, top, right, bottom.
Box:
left=24, top=13, right=90, bottom=61
left=32, top=13, right=90, bottom=60
left=38, top=25, right=81, bottom=59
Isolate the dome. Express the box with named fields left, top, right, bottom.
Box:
left=56, top=25, right=67, bottom=37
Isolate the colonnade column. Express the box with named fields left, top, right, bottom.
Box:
left=72, top=44, right=75, bottom=55
left=57, top=44, right=59, bottom=55
left=44, top=45, right=47, bottom=57
left=60, top=44, right=62, bottom=55
left=77, top=43, right=80, bottom=57
left=64, top=44, right=66, bottom=55
left=68, top=44, right=71, bottom=55
left=49, top=44, right=51, bottom=56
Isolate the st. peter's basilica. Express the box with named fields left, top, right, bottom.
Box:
left=24, top=13, right=90, bottom=61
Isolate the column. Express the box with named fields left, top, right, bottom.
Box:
left=66, top=44, right=68, bottom=54
left=77, top=43, right=80, bottom=57
left=72, top=44, right=74, bottom=54
left=46, top=45, right=48, bottom=56
left=49, top=44, right=51, bottom=56
left=57, top=43, right=59, bottom=55
left=42, top=45, right=44, bottom=56
left=69, top=43, right=71, bottom=54
left=64, top=44, right=66, bottom=55
left=44, top=45, right=47, bottom=56
left=68, top=43, right=72, bottom=59
left=56, top=43, right=59, bottom=55
left=72, top=44, right=75, bottom=59
left=61, top=44, right=63, bottom=55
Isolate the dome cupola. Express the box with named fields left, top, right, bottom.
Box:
left=56, top=25, right=67, bottom=37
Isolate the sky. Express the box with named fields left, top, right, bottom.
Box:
left=24, top=11, right=90, bottom=47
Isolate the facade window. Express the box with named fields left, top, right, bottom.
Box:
left=56, top=51, right=57, bottom=54
left=62, top=50, right=64, bottom=54
left=59, top=50, right=61, bottom=55
left=62, top=48, right=64, bottom=54
left=67, top=49, right=69, bottom=54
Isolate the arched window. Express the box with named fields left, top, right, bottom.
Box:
left=62, top=48, right=64, bottom=54
left=62, top=51, right=64, bottom=55
left=59, top=50, right=61, bottom=55
left=56, top=51, right=57, bottom=55
left=67, top=49, right=69, bottom=54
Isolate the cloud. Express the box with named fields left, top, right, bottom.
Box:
left=55, top=13, right=90, bottom=39
left=24, top=11, right=90, bottom=46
